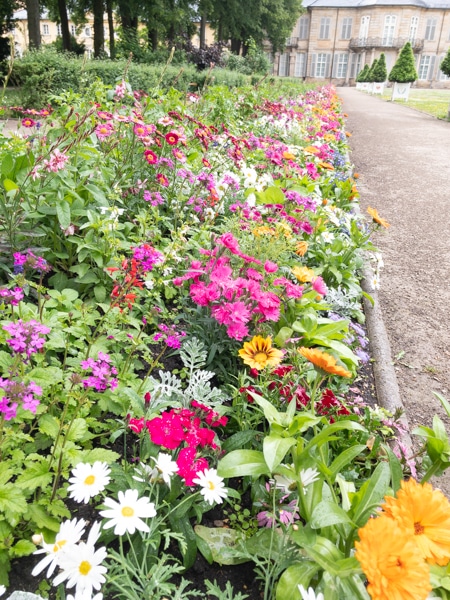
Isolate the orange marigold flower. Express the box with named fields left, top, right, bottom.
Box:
left=292, top=266, right=315, bottom=283
left=303, top=145, right=320, bottom=155
left=355, top=515, right=431, bottom=600
left=367, top=206, right=390, bottom=228
left=298, top=347, right=352, bottom=378
left=295, top=241, right=309, bottom=257
left=382, top=478, right=450, bottom=566
left=238, top=336, right=283, bottom=371
left=317, top=161, right=334, bottom=170
left=282, top=151, right=295, bottom=160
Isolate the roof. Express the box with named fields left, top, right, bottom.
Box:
left=303, top=0, right=450, bottom=7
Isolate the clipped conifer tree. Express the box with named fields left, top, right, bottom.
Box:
left=441, top=46, right=450, bottom=77
left=389, top=42, right=418, bottom=83
left=372, top=53, right=387, bottom=82
left=367, top=59, right=378, bottom=82
left=356, top=64, right=370, bottom=82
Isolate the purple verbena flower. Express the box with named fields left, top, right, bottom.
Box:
left=3, top=319, right=50, bottom=357
left=81, top=352, right=118, bottom=392
left=0, top=378, right=43, bottom=420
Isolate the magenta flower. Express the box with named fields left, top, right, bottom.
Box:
left=156, top=173, right=169, bottom=187
left=3, top=319, right=50, bottom=357
left=132, top=244, right=164, bottom=272
left=13, top=250, right=51, bottom=274
left=312, top=276, right=328, bottom=296
left=0, top=287, right=24, bottom=306
left=80, top=352, right=118, bottom=392
left=217, top=232, right=241, bottom=255
left=264, top=260, right=278, bottom=274
left=43, top=149, right=69, bottom=173
left=144, top=150, right=159, bottom=165
left=0, top=378, right=43, bottom=420
left=95, top=122, right=114, bottom=141
left=146, top=412, right=186, bottom=450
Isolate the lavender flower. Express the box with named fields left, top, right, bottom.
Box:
left=3, top=319, right=51, bottom=357
left=13, top=250, right=52, bottom=275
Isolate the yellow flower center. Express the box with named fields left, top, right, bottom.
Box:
left=53, top=539, right=66, bottom=553
left=207, top=481, right=215, bottom=490
left=253, top=352, right=268, bottom=365
left=414, top=522, right=425, bottom=535
left=79, top=560, right=92, bottom=576
left=84, top=474, right=95, bottom=485
left=121, top=506, right=135, bottom=517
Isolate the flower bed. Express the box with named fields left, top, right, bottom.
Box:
left=0, top=79, right=448, bottom=600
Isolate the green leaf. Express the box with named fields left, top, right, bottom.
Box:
left=56, top=200, right=71, bottom=230
left=38, top=414, right=60, bottom=439
left=329, top=445, right=367, bottom=479
left=310, top=501, right=354, bottom=529
left=1, top=154, right=14, bottom=176
left=0, top=484, right=28, bottom=523
left=276, top=563, right=320, bottom=600
left=169, top=514, right=197, bottom=569
left=263, top=435, right=296, bottom=472
left=67, top=418, right=88, bottom=442
left=3, top=178, right=18, bottom=191
left=255, top=185, right=285, bottom=205
left=384, top=445, right=404, bottom=493
left=15, top=460, right=53, bottom=491
left=27, top=366, right=63, bottom=388
left=194, top=526, right=248, bottom=565
left=26, top=504, right=61, bottom=532
left=11, top=539, right=36, bottom=558
left=351, top=461, right=391, bottom=526
left=217, top=450, right=269, bottom=478
left=274, top=326, right=293, bottom=347
left=0, top=350, right=13, bottom=371
left=76, top=448, right=120, bottom=465
left=222, top=430, right=258, bottom=453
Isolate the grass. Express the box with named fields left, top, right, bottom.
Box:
left=379, top=87, right=450, bottom=120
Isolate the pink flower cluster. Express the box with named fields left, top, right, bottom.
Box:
left=129, top=401, right=227, bottom=486
left=153, top=323, right=186, bottom=349
left=13, top=250, right=52, bottom=274
left=173, top=233, right=303, bottom=340
left=132, top=244, right=164, bottom=272
left=0, top=287, right=24, bottom=306
left=43, top=149, right=69, bottom=173
left=3, top=319, right=51, bottom=358
left=0, top=378, right=42, bottom=420
left=80, top=352, right=118, bottom=392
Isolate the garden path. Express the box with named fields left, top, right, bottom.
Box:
left=337, top=87, right=450, bottom=493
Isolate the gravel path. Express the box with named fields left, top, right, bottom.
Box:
left=338, top=87, right=450, bottom=490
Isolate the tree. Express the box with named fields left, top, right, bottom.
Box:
left=440, top=46, right=450, bottom=77
left=25, top=0, right=41, bottom=48
left=356, top=64, right=370, bottom=83
left=372, top=52, right=387, bottom=82
left=367, top=58, right=378, bottom=82
left=389, top=42, right=418, bottom=83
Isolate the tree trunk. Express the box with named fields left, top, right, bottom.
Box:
left=106, top=0, right=115, bottom=58
left=57, top=0, right=71, bottom=52
left=230, top=38, right=241, bottom=54
left=25, top=0, right=41, bottom=49
left=93, top=0, right=105, bottom=57
left=199, top=14, right=206, bottom=49
left=148, top=27, right=158, bottom=51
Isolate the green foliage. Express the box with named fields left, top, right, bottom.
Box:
left=371, top=53, right=387, bottom=82
left=356, top=64, right=370, bottom=83
left=223, top=38, right=270, bottom=75
left=441, top=46, right=450, bottom=78
left=388, top=42, right=418, bottom=83
left=366, top=59, right=378, bottom=83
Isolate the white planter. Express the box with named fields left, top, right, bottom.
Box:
left=356, top=82, right=363, bottom=90
left=367, top=82, right=374, bottom=94
left=372, top=82, right=385, bottom=95
left=361, top=82, right=369, bottom=91
left=391, top=81, right=411, bottom=101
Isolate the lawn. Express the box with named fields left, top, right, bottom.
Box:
left=381, top=87, right=450, bottom=119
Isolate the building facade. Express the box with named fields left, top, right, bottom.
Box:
left=272, top=0, right=450, bottom=87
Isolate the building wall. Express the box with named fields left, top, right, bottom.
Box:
left=272, top=3, right=450, bottom=88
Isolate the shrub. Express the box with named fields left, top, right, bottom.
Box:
left=371, top=53, right=387, bottom=82
left=440, top=46, right=450, bottom=77
left=356, top=64, right=370, bottom=83
left=389, top=42, right=418, bottom=83
left=367, top=59, right=378, bottom=82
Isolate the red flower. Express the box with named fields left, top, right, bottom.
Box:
left=165, top=131, right=179, bottom=146
left=146, top=412, right=185, bottom=449
left=22, top=118, right=36, bottom=128
left=128, top=417, right=145, bottom=433
left=144, top=150, right=159, bottom=165
left=177, top=446, right=209, bottom=486
left=156, top=173, right=169, bottom=187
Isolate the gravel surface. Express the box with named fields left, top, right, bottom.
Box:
left=338, top=86, right=450, bottom=493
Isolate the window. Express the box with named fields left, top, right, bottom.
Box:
left=57, top=24, right=62, bottom=36
left=315, top=53, right=330, bottom=77
left=278, top=53, right=290, bottom=77
left=294, top=53, right=306, bottom=77
left=298, top=16, right=309, bottom=39
left=382, top=15, right=396, bottom=45
left=42, top=24, right=49, bottom=36
left=319, top=17, right=331, bottom=40
left=341, top=17, right=352, bottom=40
left=359, top=16, right=370, bottom=41
left=71, top=24, right=76, bottom=36
left=418, top=55, right=436, bottom=79
left=425, top=18, right=436, bottom=41
left=84, top=26, right=91, bottom=38
left=409, top=16, right=419, bottom=43
left=334, top=53, right=348, bottom=78
left=350, top=53, right=362, bottom=79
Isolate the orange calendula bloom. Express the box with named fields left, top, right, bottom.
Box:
left=295, top=241, right=309, bottom=257
left=355, top=515, right=431, bottom=600
left=298, top=347, right=352, bottom=378
left=367, top=206, right=390, bottom=228
left=282, top=151, right=295, bottom=160
left=382, top=478, right=450, bottom=566
left=292, top=266, right=315, bottom=283
left=303, top=145, right=320, bottom=155
left=317, top=161, right=334, bottom=170
left=238, top=336, right=283, bottom=371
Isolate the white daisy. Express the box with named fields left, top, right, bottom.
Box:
left=32, top=518, right=86, bottom=577
left=151, top=452, right=179, bottom=488
left=298, top=585, right=324, bottom=600
left=67, top=591, right=103, bottom=600
left=67, top=462, right=111, bottom=504
left=132, top=462, right=156, bottom=484
left=53, top=524, right=107, bottom=598
left=0, top=585, right=6, bottom=597
left=299, top=468, right=320, bottom=491
left=100, top=489, right=157, bottom=535
left=192, top=468, right=228, bottom=505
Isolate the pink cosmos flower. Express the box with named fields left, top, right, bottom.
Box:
left=95, top=122, right=114, bottom=140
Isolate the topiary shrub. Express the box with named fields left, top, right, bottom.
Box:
left=367, top=59, right=378, bottom=82
left=356, top=64, right=370, bottom=83
left=372, top=53, right=387, bottom=82
left=389, top=42, right=418, bottom=83
left=440, top=46, right=450, bottom=78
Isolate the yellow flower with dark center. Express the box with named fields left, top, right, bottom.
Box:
left=382, top=478, right=450, bottom=566
left=295, top=241, right=309, bottom=257
left=367, top=206, right=390, bottom=228
left=298, top=347, right=352, bottom=378
left=238, top=336, right=283, bottom=370
left=292, top=266, right=315, bottom=283
left=355, top=515, right=431, bottom=600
